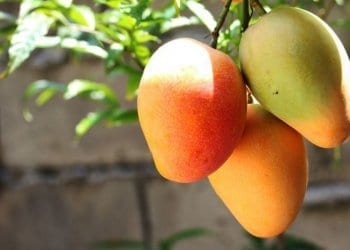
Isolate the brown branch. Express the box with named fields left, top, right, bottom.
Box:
left=241, top=0, right=250, bottom=33
left=211, top=0, right=232, bottom=48
left=319, top=0, right=336, bottom=20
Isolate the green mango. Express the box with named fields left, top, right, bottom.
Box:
left=239, top=7, right=350, bottom=148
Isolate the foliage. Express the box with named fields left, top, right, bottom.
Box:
left=93, top=228, right=211, bottom=250
left=0, top=0, right=349, bottom=136
left=243, top=233, right=323, bottom=250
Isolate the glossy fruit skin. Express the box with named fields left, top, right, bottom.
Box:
left=138, top=38, right=247, bottom=183
left=239, top=7, right=350, bottom=148
left=209, top=104, right=308, bottom=238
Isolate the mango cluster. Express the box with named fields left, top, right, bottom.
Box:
left=137, top=7, right=350, bottom=238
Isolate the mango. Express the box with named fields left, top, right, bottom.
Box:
left=138, top=38, right=247, bottom=183
left=209, top=104, right=308, bottom=238
left=239, top=7, right=350, bottom=148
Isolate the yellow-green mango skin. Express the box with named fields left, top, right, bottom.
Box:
left=239, top=7, right=350, bottom=148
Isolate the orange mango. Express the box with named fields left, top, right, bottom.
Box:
left=209, top=104, right=308, bottom=237
left=239, top=7, right=350, bottom=148
left=137, top=38, right=247, bottom=183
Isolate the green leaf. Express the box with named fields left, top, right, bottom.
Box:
left=161, top=16, right=199, bottom=33
left=133, top=45, right=150, bottom=65
left=0, top=24, right=17, bottom=36
left=22, top=80, right=67, bottom=121
left=35, top=88, right=60, bottom=106
left=133, top=30, right=159, bottom=43
left=1, top=12, right=53, bottom=78
left=108, top=109, right=138, bottom=126
left=335, top=0, right=344, bottom=5
left=173, top=0, right=181, bottom=15
left=54, top=0, right=72, bottom=8
left=0, top=11, right=16, bottom=22
left=159, top=228, right=211, bottom=250
left=331, top=19, right=350, bottom=29
left=75, top=111, right=111, bottom=137
left=36, top=37, right=108, bottom=59
left=126, top=72, right=141, bottom=100
left=68, top=5, right=95, bottom=29
left=243, top=233, right=267, bottom=250
left=93, top=239, right=144, bottom=250
left=270, top=234, right=323, bottom=250
left=64, top=79, right=119, bottom=106
left=129, top=0, right=150, bottom=23
left=185, top=0, right=216, bottom=32
left=19, top=0, right=43, bottom=18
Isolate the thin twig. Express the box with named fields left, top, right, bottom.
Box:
left=319, top=0, right=336, bottom=20
left=134, top=178, right=153, bottom=250
left=210, top=0, right=232, bottom=48
left=241, top=0, right=250, bottom=32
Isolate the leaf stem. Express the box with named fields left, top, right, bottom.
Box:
left=210, top=0, right=232, bottom=49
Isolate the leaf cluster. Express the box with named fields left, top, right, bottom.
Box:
left=0, top=0, right=349, bottom=137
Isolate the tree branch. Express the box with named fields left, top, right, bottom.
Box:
left=211, top=0, right=232, bottom=48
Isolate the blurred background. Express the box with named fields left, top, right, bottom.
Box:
left=1, top=0, right=350, bottom=249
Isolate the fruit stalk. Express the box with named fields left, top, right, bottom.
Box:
left=211, top=0, right=232, bottom=48
left=241, top=0, right=250, bottom=32
left=250, top=0, right=266, bottom=14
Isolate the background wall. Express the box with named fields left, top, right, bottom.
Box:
left=0, top=1, right=350, bottom=250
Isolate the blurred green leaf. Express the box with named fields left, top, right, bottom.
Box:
left=64, top=79, right=119, bottom=106
left=36, top=37, right=108, bottom=58
left=0, top=24, right=17, bottom=36
left=108, top=109, right=138, bottom=126
left=133, top=30, right=159, bottom=43
left=271, top=234, right=323, bottom=250
left=19, top=0, right=43, bottom=18
left=1, top=12, right=53, bottom=78
left=133, top=45, right=150, bottom=65
left=159, top=228, right=211, bottom=250
left=173, top=0, right=181, bottom=15
left=242, top=233, right=268, bottom=250
left=68, top=5, right=96, bottom=29
left=75, top=111, right=111, bottom=137
left=185, top=0, right=216, bottom=32
left=129, top=0, right=150, bottom=23
left=35, top=88, right=60, bottom=106
left=335, top=0, right=344, bottom=5
left=331, top=19, right=350, bottom=29
left=22, top=80, right=67, bottom=121
left=126, top=72, right=141, bottom=100
left=93, top=239, right=144, bottom=250
left=54, top=0, right=72, bottom=8
left=161, top=16, right=199, bottom=33
left=0, top=11, right=16, bottom=22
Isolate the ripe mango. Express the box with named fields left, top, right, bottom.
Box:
left=209, top=104, right=308, bottom=238
left=239, top=7, right=350, bottom=148
left=138, top=38, right=247, bottom=183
